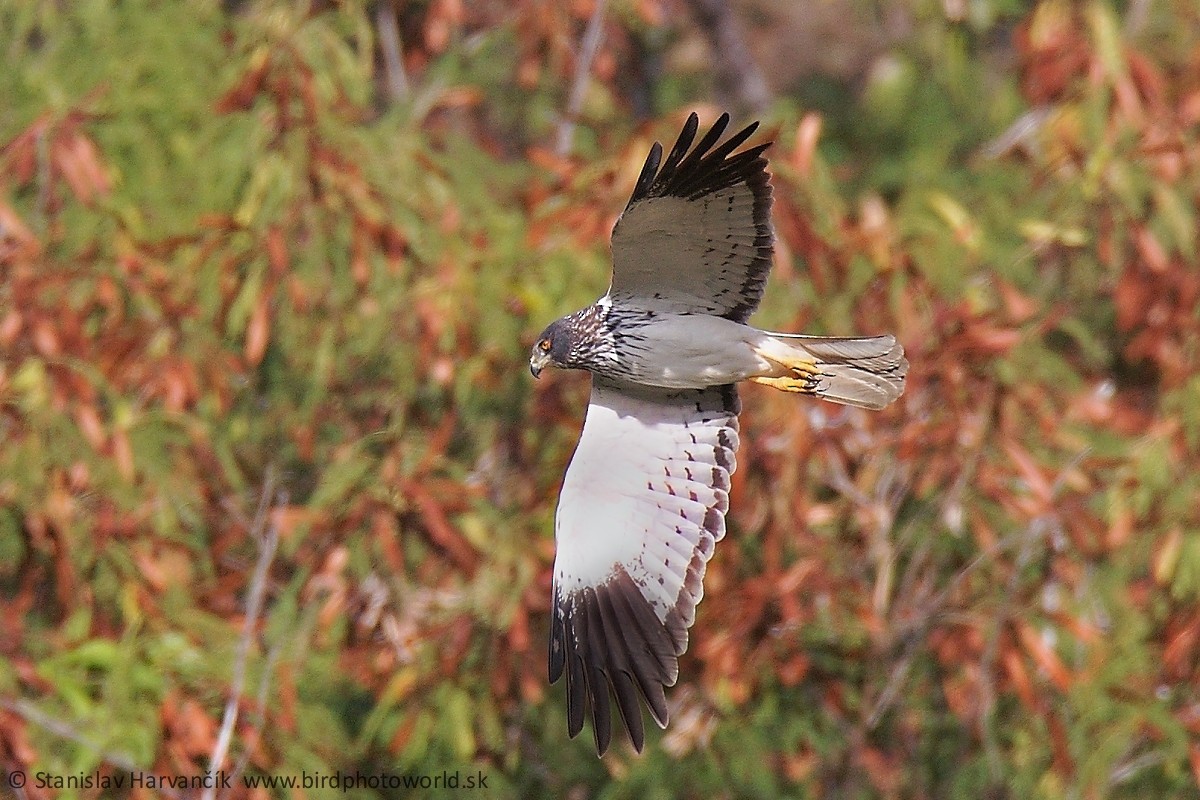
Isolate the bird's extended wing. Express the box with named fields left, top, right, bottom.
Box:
left=608, top=112, right=774, bottom=322
left=548, top=379, right=740, bottom=755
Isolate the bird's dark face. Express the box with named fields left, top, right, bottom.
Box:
left=529, top=305, right=613, bottom=378
left=529, top=318, right=575, bottom=378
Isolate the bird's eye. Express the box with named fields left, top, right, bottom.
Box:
left=538, top=339, right=552, bottom=352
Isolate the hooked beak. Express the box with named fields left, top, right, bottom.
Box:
left=530, top=352, right=549, bottom=379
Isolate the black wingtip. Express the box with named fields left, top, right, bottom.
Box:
left=625, top=111, right=770, bottom=206
left=630, top=141, right=663, bottom=206
left=656, top=113, right=700, bottom=187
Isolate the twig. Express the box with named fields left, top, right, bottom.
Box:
left=865, top=632, right=923, bottom=729
left=683, top=0, right=771, bottom=114
left=939, top=394, right=995, bottom=533
left=554, top=0, right=608, bottom=157
left=977, top=447, right=1090, bottom=781
left=870, top=461, right=910, bottom=617
left=0, top=698, right=138, bottom=772
left=35, top=125, right=50, bottom=232
left=376, top=5, right=410, bottom=104
left=979, top=514, right=1046, bottom=778
left=0, top=698, right=182, bottom=800
left=821, top=444, right=871, bottom=506
left=864, top=447, right=1090, bottom=731
left=979, top=106, right=1054, bottom=161
left=822, top=447, right=909, bottom=616
left=203, top=469, right=284, bottom=800
left=220, top=639, right=285, bottom=800
left=1109, top=743, right=1169, bottom=786
left=1124, top=0, right=1152, bottom=35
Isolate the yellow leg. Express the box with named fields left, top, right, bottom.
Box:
left=748, top=374, right=816, bottom=393
left=748, top=357, right=825, bottom=394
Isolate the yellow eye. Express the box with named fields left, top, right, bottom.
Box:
left=538, top=339, right=552, bottom=352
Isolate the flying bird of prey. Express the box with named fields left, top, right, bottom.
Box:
left=529, top=112, right=907, bottom=755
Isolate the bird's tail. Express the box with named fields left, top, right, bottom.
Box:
left=750, top=333, right=907, bottom=410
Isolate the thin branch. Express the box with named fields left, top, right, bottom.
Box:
left=220, top=638, right=284, bottom=800
left=376, top=5, right=410, bottom=104
left=864, top=447, right=1090, bottom=731
left=979, top=514, right=1046, bottom=779
left=554, top=0, right=608, bottom=157
left=822, top=447, right=910, bottom=616
left=865, top=633, right=923, bottom=729
left=977, top=447, right=1090, bottom=781
left=979, top=106, right=1055, bottom=161
left=683, top=0, right=771, bottom=115
left=1109, top=743, right=1170, bottom=786
left=821, top=444, right=871, bottom=506
left=0, top=699, right=183, bottom=800
left=0, top=698, right=137, bottom=772
left=35, top=125, right=50, bottom=232
left=1124, top=0, right=1152, bottom=36
left=203, top=469, right=284, bottom=800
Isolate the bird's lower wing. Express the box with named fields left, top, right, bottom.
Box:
left=549, top=379, right=740, bottom=755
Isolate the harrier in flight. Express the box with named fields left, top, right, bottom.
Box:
left=529, top=112, right=906, bottom=755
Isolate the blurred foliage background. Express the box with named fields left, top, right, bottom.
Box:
left=2, top=0, right=1199, bottom=798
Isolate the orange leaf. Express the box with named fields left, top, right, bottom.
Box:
left=520, top=662, right=545, bottom=704
left=244, top=294, right=270, bottom=366
left=857, top=746, right=901, bottom=794
left=1107, top=502, right=1134, bottom=550
left=1047, top=707, right=1075, bottom=776
left=389, top=712, right=420, bottom=755
left=778, top=654, right=810, bottom=686
left=53, top=133, right=110, bottom=204
left=1134, top=226, right=1169, bottom=273
left=965, top=324, right=1021, bottom=353
left=792, top=113, right=823, bottom=177
left=163, top=692, right=218, bottom=758
left=941, top=673, right=973, bottom=718
left=372, top=509, right=404, bottom=573
left=215, top=48, right=269, bottom=112
left=351, top=222, right=370, bottom=286
left=1003, top=440, right=1054, bottom=507
left=134, top=544, right=194, bottom=591
left=508, top=604, right=530, bottom=652
left=1016, top=620, right=1072, bottom=692
left=270, top=505, right=313, bottom=541
left=996, top=279, right=1039, bottom=323
left=402, top=479, right=477, bottom=573
left=265, top=226, right=288, bottom=276
left=0, top=310, right=22, bottom=346
left=1002, top=647, right=1037, bottom=710
left=1048, top=612, right=1101, bottom=646
left=0, top=202, right=41, bottom=262
left=1153, top=526, right=1183, bottom=586
left=1114, top=266, right=1153, bottom=331
left=112, top=428, right=135, bottom=481
left=1163, top=615, right=1200, bottom=678
left=75, top=404, right=107, bottom=450
left=32, top=318, right=61, bottom=357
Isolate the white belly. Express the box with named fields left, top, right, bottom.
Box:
left=618, top=313, right=774, bottom=389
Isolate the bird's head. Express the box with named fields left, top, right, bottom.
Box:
left=529, top=305, right=612, bottom=378
left=529, top=318, right=574, bottom=378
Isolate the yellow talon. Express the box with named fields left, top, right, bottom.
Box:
left=749, top=372, right=822, bottom=393
left=747, top=334, right=906, bottom=408
left=748, top=342, right=826, bottom=394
